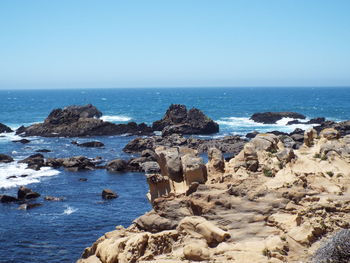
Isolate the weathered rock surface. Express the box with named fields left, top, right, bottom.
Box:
left=20, top=104, right=153, bottom=137
left=251, top=112, right=306, bottom=124
left=152, top=104, right=219, bottom=135
left=78, top=128, right=350, bottom=263
left=0, top=123, right=13, bottom=133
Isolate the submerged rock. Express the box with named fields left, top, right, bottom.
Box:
left=12, top=139, right=31, bottom=144
left=250, top=112, right=306, bottom=124
left=152, top=104, right=219, bottom=135
left=75, top=141, right=105, bottom=148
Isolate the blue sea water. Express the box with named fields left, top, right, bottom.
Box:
left=0, top=87, right=350, bottom=263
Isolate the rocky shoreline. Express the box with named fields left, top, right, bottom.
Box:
left=2, top=104, right=350, bottom=262
left=77, top=127, right=350, bottom=263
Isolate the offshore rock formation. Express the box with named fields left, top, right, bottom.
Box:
left=250, top=112, right=306, bottom=124
left=78, top=127, right=350, bottom=263
left=19, top=104, right=153, bottom=137
left=152, top=104, right=219, bottom=135
left=0, top=123, right=13, bottom=133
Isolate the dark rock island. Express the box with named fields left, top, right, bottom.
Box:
left=18, top=104, right=153, bottom=137
left=152, top=104, right=219, bottom=136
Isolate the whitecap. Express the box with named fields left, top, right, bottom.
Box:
left=217, top=116, right=320, bottom=135
left=101, top=98, right=107, bottom=101
left=0, top=162, right=60, bottom=189
left=101, top=115, right=132, bottom=122
left=63, top=206, right=78, bottom=215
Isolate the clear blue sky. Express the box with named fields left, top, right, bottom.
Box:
left=0, top=0, right=349, bottom=89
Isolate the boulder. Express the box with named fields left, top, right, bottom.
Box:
left=250, top=112, right=306, bottom=124
left=207, top=148, right=225, bottom=173
left=62, top=156, right=96, bottom=171
left=181, top=154, right=207, bottom=185
left=320, top=128, right=340, bottom=140
left=152, top=104, right=219, bottom=135
left=18, top=154, right=45, bottom=170
left=102, top=189, right=118, bottom=200
left=106, top=159, right=127, bottom=172
left=0, top=123, right=13, bottom=133
left=155, top=147, right=183, bottom=182
left=17, top=186, right=40, bottom=200
left=0, top=154, right=14, bottom=163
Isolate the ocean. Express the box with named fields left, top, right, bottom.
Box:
left=0, top=87, right=350, bottom=263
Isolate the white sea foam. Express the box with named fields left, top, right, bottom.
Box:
left=0, top=162, right=60, bottom=189
left=0, top=131, right=22, bottom=143
left=217, top=117, right=319, bottom=134
left=101, top=115, right=132, bottom=122
left=63, top=206, right=78, bottom=215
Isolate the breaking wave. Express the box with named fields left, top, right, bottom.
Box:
left=100, top=115, right=132, bottom=122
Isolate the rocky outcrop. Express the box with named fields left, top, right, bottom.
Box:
left=19, top=104, right=153, bottom=137
left=250, top=112, right=306, bottom=124
left=0, top=154, right=14, bottom=163
left=78, top=128, right=350, bottom=263
left=152, top=104, right=219, bottom=135
left=0, top=123, right=13, bottom=133
left=46, top=156, right=97, bottom=171
left=17, top=186, right=40, bottom=200
left=19, top=154, right=45, bottom=170
left=287, top=117, right=325, bottom=125
left=123, top=133, right=246, bottom=155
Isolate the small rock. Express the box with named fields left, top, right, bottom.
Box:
left=44, top=196, right=64, bottom=201
left=12, top=139, right=31, bottom=144
left=35, top=149, right=51, bottom=153
left=79, top=178, right=88, bottom=182
left=102, top=189, right=118, bottom=200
